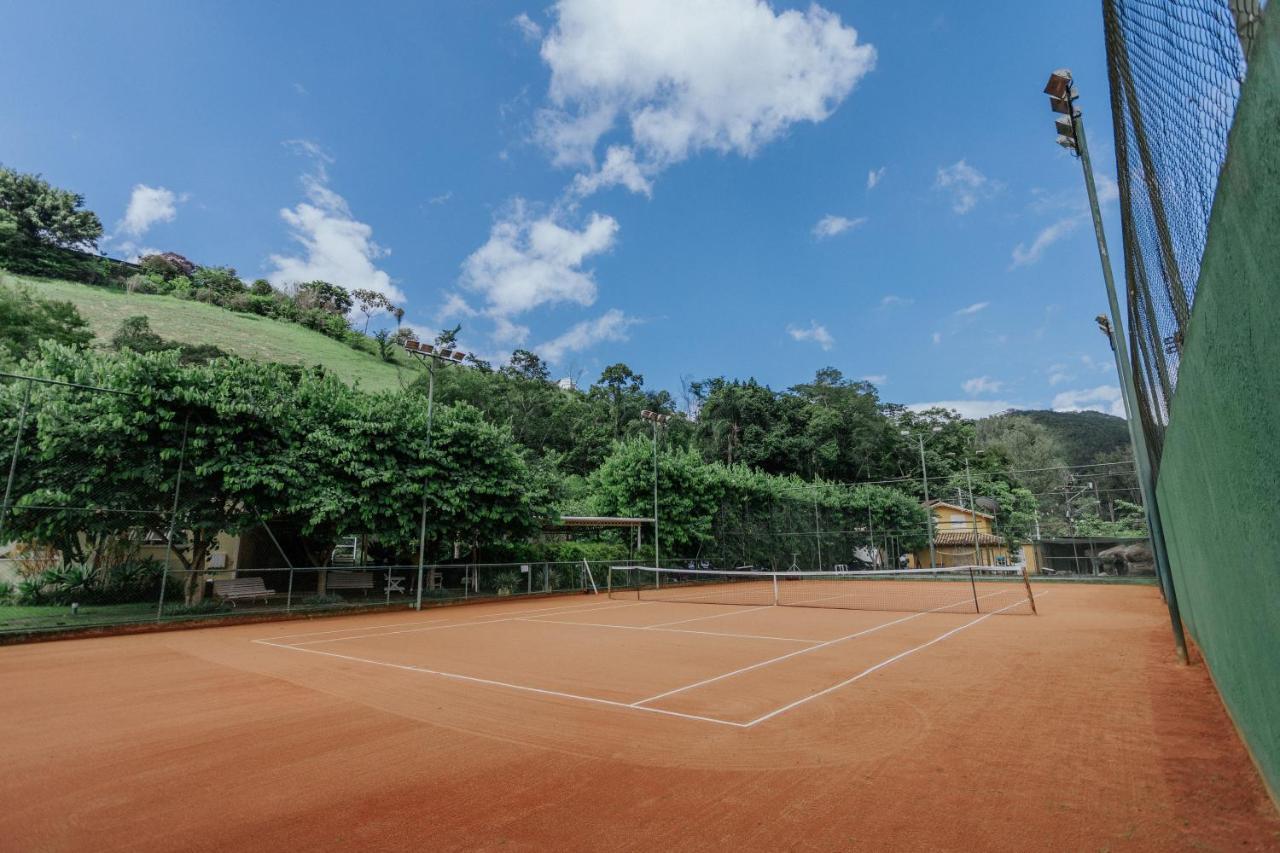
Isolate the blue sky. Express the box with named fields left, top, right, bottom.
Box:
left=1, top=0, right=1128, bottom=418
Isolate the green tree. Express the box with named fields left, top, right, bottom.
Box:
left=295, top=280, right=353, bottom=314
left=0, top=283, right=93, bottom=364
left=0, top=166, right=103, bottom=249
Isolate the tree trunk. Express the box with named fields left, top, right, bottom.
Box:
left=183, top=538, right=210, bottom=605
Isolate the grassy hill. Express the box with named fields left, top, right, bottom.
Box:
left=1008, top=409, right=1131, bottom=465
left=3, top=272, right=419, bottom=393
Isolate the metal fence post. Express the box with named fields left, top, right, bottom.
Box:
left=260, top=521, right=296, bottom=612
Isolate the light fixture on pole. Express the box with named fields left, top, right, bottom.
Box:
left=900, top=425, right=943, bottom=568
left=640, top=409, right=671, bottom=570
left=1041, top=67, right=1188, bottom=662
left=404, top=337, right=473, bottom=610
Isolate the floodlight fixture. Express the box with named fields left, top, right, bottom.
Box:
left=1043, top=68, right=1073, bottom=98
left=1049, top=88, right=1080, bottom=114
left=438, top=349, right=454, bottom=360
left=1056, top=134, right=1079, bottom=150
left=1055, top=115, right=1076, bottom=137
left=640, top=409, right=671, bottom=425
left=421, top=343, right=435, bottom=355
left=1096, top=315, right=1112, bottom=337
left=404, top=339, right=420, bottom=351
left=451, top=351, right=466, bottom=362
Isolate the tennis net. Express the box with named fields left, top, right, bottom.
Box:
left=607, top=565, right=1037, bottom=615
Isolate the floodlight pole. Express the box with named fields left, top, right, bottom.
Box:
left=640, top=410, right=670, bottom=570
left=902, top=430, right=939, bottom=568
left=1046, top=69, right=1187, bottom=663
left=414, top=355, right=437, bottom=611
left=404, top=340, right=471, bottom=611
left=964, top=455, right=981, bottom=567
left=0, top=379, right=32, bottom=548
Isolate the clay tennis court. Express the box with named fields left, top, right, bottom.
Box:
left=3, top=582, right=1277, bottom=851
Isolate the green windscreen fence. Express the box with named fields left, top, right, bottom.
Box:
left=1145, top=6, right=1280, bottom=801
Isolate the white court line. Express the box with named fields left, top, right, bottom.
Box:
left=631, top=587, right=1014, bottom=707
left=741, top=592, right=1051, bottom=727
left=276, top=602, right=644, bottom=647
left=251, top=639, right=748, bottom=728
left=257, top=595, right=622, bottom=642
left=515, top=617, right=821, bottom=645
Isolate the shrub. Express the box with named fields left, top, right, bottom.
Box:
left=224, top=293, right=254, bottom=313
left=249, top=278, right=274, bottom=296
left=124, top=274, right=157, bottom=294
left=0, top=580, right=14, bottom=603
left=191, top=265, right=244, bottom=295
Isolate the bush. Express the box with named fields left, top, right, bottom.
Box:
left=249, top=278, right=274, bottom=296
left=0, top=579, right=14, bottom=603
left=191, top=265, right=244, bottom=296
left=11, top=560, right=164, bottom=605
left=224, top=293, right=254, bottom=313
left=124, top=274, right=157, bottom=294
left=243, top=294, right=278, bottom=316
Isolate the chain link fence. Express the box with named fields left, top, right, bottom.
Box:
left=1103, top=0, right=1262, bottom=463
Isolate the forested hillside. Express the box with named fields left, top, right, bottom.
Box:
left=1009, top=409, right=1131, bottom=466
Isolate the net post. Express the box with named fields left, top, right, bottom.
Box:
left=1021, top=565, right=1038, bottom=615
left=772, top=572, right=779, bottom=606
left=968, top=565, right=981, bottom=614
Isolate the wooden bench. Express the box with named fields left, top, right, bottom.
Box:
left=326, top=571, right=375, bottom=596
left=212, top=577, right=275, bottom=605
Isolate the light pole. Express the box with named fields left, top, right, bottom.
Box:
left=404, top=338, right=469, bottom=610
left=1044, top=68, right=1187, bottom=662
left=640, top=409, right=671, bottom=569
left=901, top=426, right=942, bottom=568
left=964, top=451, right=984, bottom=567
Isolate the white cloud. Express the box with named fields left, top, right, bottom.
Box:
left=812, top=214, right=867, bottom=240
left=493, top=316, right=532, bottom=346
left=931, top=331, right=942, bottom=345
left=787, top=320, right=835, bottom=351
left=907, top=400, right=1018, bottom=419
left=934, top=160, right=990, bottom=214
left=569, top=145, right=653, bottom=197
left=862, top=374, right=887, bottom=384
left=460, top=200, right=619, bottom=319
left=962, top=376, right=1004, bottom=394
left=1081, top=353, right=1113, bottom=373
left=292, top=82, right=308, bottom=96
left=1047, top=364, right=1073, bottom=386
left=428, top=191, right=454, bottom=205
left=880, top=294, right=913, bottom=308
left=954, top=301, right=989, bottom=316
left=1013, top=173, right=1118, bottom=267
left=538, top=308, right=638, bottom=362
left=436, top=292, right=478, bottom=323
left=512, top=12, right=543, bottom=41
left=537, top=0, right=875, bottom=184
left=1011, top=215, right=1083, bottom=268
left=1052, top=385, right=1125, bottom=417
left=120, top=185, right=184, bottom=238
left=268, top=143, right=404, bottom=303
left=867, top=166, right=886, bottom=190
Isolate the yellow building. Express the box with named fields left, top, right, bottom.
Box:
left=909, top=500, right=1024, bottom=569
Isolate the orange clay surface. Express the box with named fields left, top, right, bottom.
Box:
left=2, top=583, right=1277, bottom=851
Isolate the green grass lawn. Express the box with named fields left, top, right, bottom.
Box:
left=3, top=272, right=422, bottom=393
left=0, top=601, right=159, bottom=631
